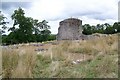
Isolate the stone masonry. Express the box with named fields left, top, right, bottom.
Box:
left=57, top=18, right=83, bottom=40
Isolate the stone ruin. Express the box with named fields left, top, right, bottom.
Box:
left=57, top=18, right=87, bottom=40
left=57, top=18, right=108, bottom=40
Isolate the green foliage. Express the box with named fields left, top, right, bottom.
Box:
left=2, top=34, right=7, bottom=45
left=113, top=22, right=120, bottom=32
left=82, top=23, right=119, bottom=35
left=2, top=8, right=56, bottom=45
left=9, top=8, right=34, bottom=43
left=0, top=11, right=8, bottom=35
left=104, top=26, right=115, bottom=34
left=82, top=24, right=92, bottom=35
left=48, top=34, right=56, bottom=41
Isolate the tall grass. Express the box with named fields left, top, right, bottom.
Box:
left=49, top=34, right=118, bottom=78
left=2, top=47, right=37, bottom=78
left=2, top=48, right=19, bottom=78
left=0, top=47, right=2, bottom=79
left=2, top=34, right=118, bottom=78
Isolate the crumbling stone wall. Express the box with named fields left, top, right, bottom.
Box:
left=57, top=18, right=83, bottom=40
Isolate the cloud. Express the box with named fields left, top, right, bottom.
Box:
left=0, top=0, right=119, bottom=34
left=62, top=0, right=118, bottom=20
left=79, top=16, right=117, bottom=25
left=1, top=2, right=32, bottom=10
left=25, top=0, right=65, bottom=21
left=25, top=0, right=118, bottom=21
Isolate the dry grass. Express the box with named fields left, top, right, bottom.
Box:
left=2, top=46, right=37, bottom=78
left=2, top=33, right=118, bottom=78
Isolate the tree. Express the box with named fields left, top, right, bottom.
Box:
left=82, top=24, right=93, bottom=35
left=8, top=7, right=34, bottom=43
left=113, top=22, right=120, bottom=33
left=0, top=11, right=8, bottom=35
left=82, top=23, right=116, bottom=35
left=95, top=24, right=104, bottom=34
left=40, top=29, right=51, bottom=41
left=32, top=19, right=50, bottom=42
left=104, top=26, right=115, bottom=34
left=6, top=7, right=52, bottom=44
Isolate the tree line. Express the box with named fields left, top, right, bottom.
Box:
left=82, top=22, right=120, bottom=35
left=0, top=8, right=56, bottom=45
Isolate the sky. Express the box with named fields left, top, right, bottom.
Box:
left=0, top=0, right=119, bottom=34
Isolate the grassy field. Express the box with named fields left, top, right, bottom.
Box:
left=1, top=34, right=118, bottom=78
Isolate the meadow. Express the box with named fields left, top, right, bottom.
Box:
left=1, top=33, right=118, bottom=78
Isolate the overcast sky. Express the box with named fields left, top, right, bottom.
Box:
left=1, top=0, right=119, bottom=34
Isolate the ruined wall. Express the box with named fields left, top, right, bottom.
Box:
left=57, top=18, right=82, bottom=40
